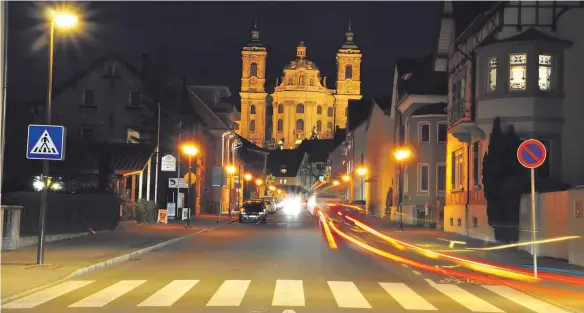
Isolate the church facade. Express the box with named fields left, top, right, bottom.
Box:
left=237, top=22, right=362, bottom=149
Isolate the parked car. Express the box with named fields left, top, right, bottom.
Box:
left=239, top=200, right=267, bottom=223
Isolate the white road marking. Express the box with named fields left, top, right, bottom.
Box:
left=137, top=280, right=199, bottom=307
left=483, top=285, right=571, bottom=313
left=431, top=283, right=504, bottom=312
left=379, top=282, right=438, bottom=310
left=272, top=280, right=305, bottom=306
left=412, top=270, right=422, bottom=275
left=206, top=280, right=250, bottom=306
left=2, top=281, right=94, bottom=309
left=401, top=264, right=409, bottom=268
left=327, top=281, right=371, bottom=309
left=69, top=280, right=146, bottom=307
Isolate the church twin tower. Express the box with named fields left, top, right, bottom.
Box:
left=237, top=22, right=362, bottom=150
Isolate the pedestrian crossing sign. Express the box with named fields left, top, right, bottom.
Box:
left=26, top=124, right=66, bottom=161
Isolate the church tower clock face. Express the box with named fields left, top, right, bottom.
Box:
left=251, top=77, right=258, bottom=84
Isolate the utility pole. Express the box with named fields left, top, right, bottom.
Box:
left=154, top=102, right=160, bottom=204
left=0, top=1, right=8, bottom=214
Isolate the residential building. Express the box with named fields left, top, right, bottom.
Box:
left=266, top=149, right=305, bottom=194
left=389, top=55, right=448, bottom=226
left=236, top=22, right=362, bottom=149
left=436, top=1, right=584, bottom=239
left=344, top=98, right=373, bottom=203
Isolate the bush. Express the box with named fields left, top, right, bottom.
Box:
left=135, top=200, right=158, bottom=224
left=120, top=191, right=136, bottom=221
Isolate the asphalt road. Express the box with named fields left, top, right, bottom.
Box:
left=2, top=207, right=578, bottom=313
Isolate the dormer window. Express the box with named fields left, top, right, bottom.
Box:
left=538, top=55, right=552, bottom=91
left=509, top=53, right=527, bottom=90
left=104, top=64, right=116, bottom=77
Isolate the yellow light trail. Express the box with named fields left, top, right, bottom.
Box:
left=467, top=236, right=580, bottom=251
left=318, top=209, right=338, bottom=250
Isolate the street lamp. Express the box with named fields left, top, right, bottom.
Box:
left=332, top=180, right=340, bottom=186
left=357, top=167, right=367, bottom=201
left=394, top=146, right=413, bottom=231
left=342, top=175, right=350, bottom=182
left=181, top=143, right=198, bottom=228
left=37, top=9, right=79, bottom=265
left=255, top=179, right=263, bottom=198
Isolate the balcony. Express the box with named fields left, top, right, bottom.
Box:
left=447, top=100, right=471, bottom=129
left=447, top=101, right=484, bottom=143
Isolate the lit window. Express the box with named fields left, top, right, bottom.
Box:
left=126, top=128, right=140, bottom=144
left=452, top=150, right=464, bottom=189
left=250, top=104, right=256, bottom=114
left=538, top=55, right=552, bottom=91
left=509, top=53, right=527, bottom=90
left=419, top=123, right=430, bottom=143
left=488, top=57, right=497, bottom=92
left=418, top=164, right=429, bottom=193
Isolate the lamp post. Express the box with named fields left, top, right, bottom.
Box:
left=226, top=165, right=236, bottom=215
left=394, top=147, right=412, bottom=231
left=255, top=179, right=263, bottom=198
left=37, top=10, right=78, bottom=265
left=342, top=174, right=350, bottom=201
left=244, top=173, right=252, bottom=201
left=181, top=143, right=198, bottom=228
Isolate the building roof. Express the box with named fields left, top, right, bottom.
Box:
left=347, top=98, right=373, bottom=132
left=479, top=27, right=573, bottom=48
left=411, top=102, right=447, bottom=116
left=395, top=54, right=448, bottom=98
left=452, top=1, right=499, bottom=39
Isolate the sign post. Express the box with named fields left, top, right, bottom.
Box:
left=517, top=138, right=547, bottom=279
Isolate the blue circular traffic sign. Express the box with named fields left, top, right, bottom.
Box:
left=517, top=139, right=547, bottom=169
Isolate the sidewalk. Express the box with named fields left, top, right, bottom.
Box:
left=1, top=214, right=236, bottom=301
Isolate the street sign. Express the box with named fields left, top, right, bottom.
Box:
left=184, top=172, right=196, bottom=185
left=517, top=138, right=546, bottom=279
left=211, top=167, right=224, bottom=186
left=26, top=124, right=66, bottom=161
left=517, top=139, right=547, bottom=169
left=169, top=178, right=188, bottom=189
left=161, top=154, right=176, bottom=171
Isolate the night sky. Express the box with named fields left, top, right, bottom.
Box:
left=6, top=1, right=442, bottom=105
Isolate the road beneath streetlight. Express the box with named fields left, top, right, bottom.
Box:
left=2, top=207, right=579, bottom=313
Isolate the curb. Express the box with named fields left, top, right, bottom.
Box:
left=1, top=218, right=236, bottom=304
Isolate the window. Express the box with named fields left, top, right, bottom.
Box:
left=129, top=90, right=141, bottom=107
left=473, top=217, right=478, bottom=228
left=457, top=218, right=462, bottom=226
left=104, top=64, right=116, bottom=77
left=126, top=128, right=140, bottom=144
left=575, top=200, right=583, bottom=219
left=250, top=104, right=256, bottom=114
left=317, top=105, right=322, bottom=115
left=452, top=150, right=464, bottom=189
left=250, top=62, right=258, bottom=77
left=437, top=164, right=446, bottom=193
left=83, top=89, right=95, bottom=106
left=437, top=122, right=447, bottom=143
left=419, top=122, right=430, bottom=143
left=509, top=53, right=527, bottom=90
left=345, top=65, right=353, bottom=79
left=488, top=57, right=497, bottom=92
left=538, top=55, right=552, bottom=91
left=403, top=166, right=409, bottom=194
left=278, top=103, right=284, bottom=114
left=296, top=119, right=304, bottom=131
left=473, top=142, right=481, bottom=186
left=316, top=120, right=322, bottom=132
left=418, top=164, right=429, bottom=193
left=296, top=103, right=304, bottom=113
left=327, top=107, right=334, bottom=117
left=327, top=122, right=333, bottom=133
left=450, top=218, right=454, bottom=226
left=80, top=125, right=95, bottom=141
left=250, top=120, right=256, bottom=132
left=277, top=119, right=283, bottom=132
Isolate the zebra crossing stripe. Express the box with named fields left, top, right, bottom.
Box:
left=69, top=280, right=146, bottom=308
left=2, top=281, right=94, bottom=309
left=206, top=280, right=251, bottom=306
left=137, top=280, right=199, bottom=307
left=431, top=283, right=503, bottom=312
left=272, top=280, right=305, bottom=306
left=483, top=285, right=571, bottom=313
left=379, top=282, right=438, bottom=310
left=327, top=281, right=372, bottom=309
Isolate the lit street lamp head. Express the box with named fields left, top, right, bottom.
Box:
left=47, top=9, right=79, bottom=28
left=332, top=180, right=340, bottom=186
left=357, top=167, right=367, bottom=176
left=181, top=144, right=198, bottom=157
left=226, top=165, right=236, bottom=174
left=244, top=173, right=252, bottom=181
left=255, top=179, right=263, bottom=186
left=394, top=147, right=413, bottom=161
left=342, top=174, right=350, bottom=182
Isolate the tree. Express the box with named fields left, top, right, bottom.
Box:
left=482, top=117, right=528, bottom=242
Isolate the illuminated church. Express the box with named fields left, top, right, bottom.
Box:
left=236, top=22, right=362, bottom=149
